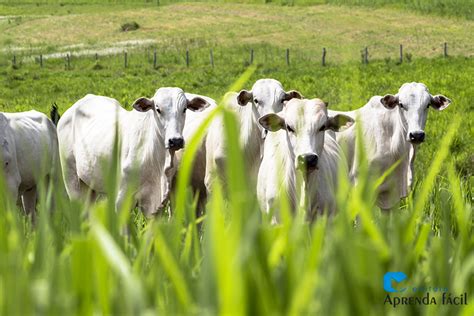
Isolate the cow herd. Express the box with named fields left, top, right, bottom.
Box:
left=0, top=79, right=451, bottom=223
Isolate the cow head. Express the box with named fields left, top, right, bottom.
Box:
left=380, top=82, right=451, bottom=144
left=258, top=98, right=354, bottom=174
left=0, top=114, right=20, bottom=201
left=237, top=78, right=303, bottom=117
left=132, top=88, right=209, bottom=150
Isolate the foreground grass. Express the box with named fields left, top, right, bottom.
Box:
left=0, top=3, right=473, bottom=62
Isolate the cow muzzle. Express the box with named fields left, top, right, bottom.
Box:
left=167, top=137, right=185, bottom=150
left=408, top=131, right=425, bottom=144
left=297, top=153, right=318, bottom=172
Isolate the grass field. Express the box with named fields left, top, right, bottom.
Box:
left=0, top=3, right=473, bottom=62
left=0, top=1, right=473, bottom=315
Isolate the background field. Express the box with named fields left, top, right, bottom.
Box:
left=1, top=0, right=473, bottom=20
left=0, top=2, right=473, bottom=62
left=0, top=1, right=473, bottom=316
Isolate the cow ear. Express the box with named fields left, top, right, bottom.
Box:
left=283, top=90, right=304, bottom=102
left=380, top=94, right=399, bottom=110
left=258, top=113, right=285, bottom=132
left=187, top=97, right=209, bottom=112
left=326, top=114, right=354, bottom=132
left=132, top=97, right=154, bottom=112
left=237, top=90, right=253, bottom=106
left=430, top=94, right=451, bottom=111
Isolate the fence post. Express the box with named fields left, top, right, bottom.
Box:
left=210, top=49, right=214, bottom=68
left=95, top=53, right=99, bottom=61
left=153, top=49, right=157, bottom=69
left=363, top=47, right=368, bottom=64
left=250, top=48, right=254, bottom=64
left=286, top=48, right=290, bottom=66
left=444, top=42, right=448, bottom=57
left=12, top=55, right=16, bottom=67
left=66, top=53, right=70, bottom=70
left=399, top=44, right=403, bottom=63
left=322, top=47, right=326, bottom=66
left=39, top=54, right=43, bottom=68
left=186, top=49, right=189, bottom=67
left=124, top=51, right=128, bottom=68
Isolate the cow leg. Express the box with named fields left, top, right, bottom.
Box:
left=407, top=145, right=417, bottom=190
left=62, top=156, right=87, bottom=201
left=22, top=187, right=37, bottom=225
left=116, top=183, right=131, bottom=215
left=205, top=155, right=227, bottom=194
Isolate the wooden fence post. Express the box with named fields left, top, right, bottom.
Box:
left=124, top=51, right=128, bottom=68
left=153, top=49, right=157, bottom=68
left=186, top=49, right=189, bottom=67
left=12, top=55, right=16, bottom=67
left=95, top=53, right=98, bottom=61
left=363, top=47, right=368, bottom=64
left=399, top=44, right=403, bottom=63
left=286, top=48, right=290, bottom=66
left=210, top=49, right=214, bottom=68
left=322, top=47, right=326, bottom=66
left=66, top=53, right=70, bottom=69
left=444, top=42, right=448, bottom=57
left=250, top=49, right=254, bottom=64
left=39, top=54, right=43, bottom=68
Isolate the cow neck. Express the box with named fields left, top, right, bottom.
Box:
left=133, top=109, right=165, bottom=169
left=266, top=129, right=297, bottom=205
left=239, top=102, right=262, bottom=165
left=390, top=106, right=410, bottom=158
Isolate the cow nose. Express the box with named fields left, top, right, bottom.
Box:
left=409, top=131, right=425, bottom=143
left=297, top=154, right=318, bottom=171
left=168, top=137, right=184, bottom=149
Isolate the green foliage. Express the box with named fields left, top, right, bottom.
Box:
left=120, top=21, right=140, bottom=32
left=0, top=53, right=472, bottom=315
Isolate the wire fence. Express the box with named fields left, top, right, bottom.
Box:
left=4, top=42, right=461, bottom=70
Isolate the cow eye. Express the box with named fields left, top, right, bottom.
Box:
left=183, top=108, right=187, bottom=114
left=319, top=124, right=326, bottom=131
left=286, top=125, right=295, bottom=133
left=156, top=107, right=161, bottom=114
left=4, top=161, right=8, bottom=167
left=254, top=99, right=259, bottom=105
left=399, top=103, right=406, bottom=110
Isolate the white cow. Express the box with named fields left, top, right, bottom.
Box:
left=0, top=111, right=59, bottom=222
left=334, top=82, right=451, bottom=210
left=257, top=98, right=354, bottom=221
left=57, top=89, right=209, bottom=217
left=204, top=79, right=303, bottom=192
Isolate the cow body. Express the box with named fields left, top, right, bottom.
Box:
left=333, top=82, right=451, bottom=209
left=0, top=111, right=59, bottom=221
left=204, top=91, right=262, bottom=191
left=204, top=79, right=303, bottom=192
left=58, top=90, right=208, bottom=216
left=172, top=93, right=218, bottom=210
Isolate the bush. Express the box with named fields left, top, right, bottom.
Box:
left=120, top=21, right=140, bottom=32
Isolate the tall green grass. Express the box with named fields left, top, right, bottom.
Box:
left=0, top=64, right=472, bottom=315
